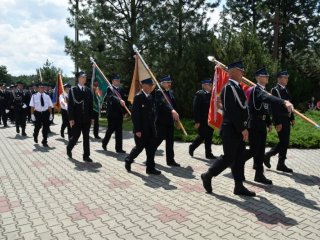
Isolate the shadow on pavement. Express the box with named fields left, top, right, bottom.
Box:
left=55, top=138, right=69, bottom=145
left=89, top=137, right=102, bottom=143
left=248, top=181, right=320, bottom=212
left=211, top=193, right=298, bottom=228
left=157, top=165, right=196, bottom=179
left=7, top=134, right=31, bottom=140
left=33, top=144, right=56, bottom=152
left=268, top=169, right=320, bottom=187
left=48, top=131, right=58, bottom=136
left=130, top=165, right=177, bottom=190
left=95, top=149, right=126, bottom=161
left=155, top=149, right=164, bottom=156
left=68, top=158, right=102, bottom=173
left=193, top=156, right=218, bottom=166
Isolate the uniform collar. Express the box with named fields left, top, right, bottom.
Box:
left=257, top=83, right=266, bottom=90
left=277, top=83, right=286, bottom=89
left=229, top=79, right=240, bottom=86
left=78, top=84, right=85, bottom=90
left=142, top=89, right=149, bottom=98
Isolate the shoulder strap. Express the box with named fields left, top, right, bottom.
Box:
left=252, top=87, right=262, bottom=111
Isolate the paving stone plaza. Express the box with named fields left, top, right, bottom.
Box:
left=0, top=116, right=319, bottom=239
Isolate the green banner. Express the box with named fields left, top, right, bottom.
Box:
left=92, top=66, right=109, bottom=113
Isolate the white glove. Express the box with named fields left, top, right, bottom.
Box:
left=22, top=104, right=27, bottom=109
left=31, top=114, right=36, bottom=122
left=49, top=114, right=53, bottom=121
left=5, top=109, right=9, bottom=113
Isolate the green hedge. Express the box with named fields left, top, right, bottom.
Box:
left=99, top=111, right=320, bottom=149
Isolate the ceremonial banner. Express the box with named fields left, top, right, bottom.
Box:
left=208, top=65, right=250, bottom=129
left=208, top=65, right=229, bottom=129
left=92, top=65, right=109, bottom=113
left=52, top=72, right=64, bottom=112
left=128, top=55, right=155, bottom=104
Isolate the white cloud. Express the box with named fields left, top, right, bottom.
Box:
left=0, top=0, right=74, bottom=77
left=0, top=0, right=225, bottom=77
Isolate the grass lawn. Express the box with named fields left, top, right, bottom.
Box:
left=99, top=111, right=320, bottom=149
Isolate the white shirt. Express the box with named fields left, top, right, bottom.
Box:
left=78, top=84, right=85, bottom=91
left=29, top=92, right=53, bottom=112
left=59, top=93, right=68, bottom=110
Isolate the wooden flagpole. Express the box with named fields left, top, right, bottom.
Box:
left=208, top=56, right=320, bottom=128
left=90, top=57, right=131, bottom=116
left=133, top=45, right=188, bottom=136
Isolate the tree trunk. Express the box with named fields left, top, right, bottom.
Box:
left=178, top=0, right=183, bottom=60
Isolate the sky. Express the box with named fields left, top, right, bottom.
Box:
left=0, top=0, right=224, bottom=77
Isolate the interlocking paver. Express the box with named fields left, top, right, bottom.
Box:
left=0, top=116, right=319, bottom=239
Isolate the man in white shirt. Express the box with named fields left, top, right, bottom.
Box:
left=29, top=82, right=54, bottom=147
left=59, top=83, right=71, bottom=139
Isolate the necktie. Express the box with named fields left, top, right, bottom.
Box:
left=40, top=93, right=44, bottom=107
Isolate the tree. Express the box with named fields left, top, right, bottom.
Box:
left=221, top=0, right=320, bottom=65
left=220, top=0, right=320, bottom=105
left=65, top=0, right=220, bottom=116
left=36, top=59, right=62, bottom=85
left=146, top=0, right=220, bottom=116
left=65, top=0, right=160, bottom=85
left=0, top=65, right=11, bottom=84
left=211, top=28, right=277, bottom=85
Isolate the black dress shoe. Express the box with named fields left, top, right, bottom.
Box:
left=276, top=164, right=293, bottom=173
left=66, top=148, right=72, bottom=158
left=116, top=150, right=126, bottom=153
left=167, top=161, right=181, bottom=167
left=201, top=173, right=212, bottom=193
left=22, top=132, right=27, bottom=136
left=102, top=144, right=107, bottom=151
left=264, top=155, right=271, bottom=168
left=234, top=185, right=256, bottom=197
left=146, top=169, right=162, bottom=175
left=254, top=174, right=273, bottom=185
left=42, top=143, right=49, bottom=148
left=16, top=128, right=20, bottom=133
left=95, top=136, right=102, bottom=139
left=83, top=157, right=93, bottom=162
left=189, top=145, right=194, bottom=157
left=125, top=161, right=132, bottom=172
left=206, top=153, right=217, bottom=159
left=34, top=137, right=38, bottom=143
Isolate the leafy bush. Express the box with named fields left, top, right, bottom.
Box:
left=100, top=111, right=320, bottom=149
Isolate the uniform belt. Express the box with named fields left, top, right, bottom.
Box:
left=278, top=113, right=291, bottom=117
left=34, top=110, right=49, bottom=113
left=251, top=115, right=266, bottom=120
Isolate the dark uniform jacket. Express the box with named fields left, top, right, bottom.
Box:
left=68, top=86, right=94, bottom=123
left=221, top=80, right=248, bottom=134
left=271, top=84, right=294, bottom=125
left=248, top=84, right=284, bottom=130
left=193, top=89, right=211, bottom=124
left=106, top=86, right=125, bottom=118
left=131, top=91, right=156, bottom=137
left=12, top=90, right=29, bottom=110
left=155, top=89, right=175, bottom=126
left=0, top=90, right=10, bottom=110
